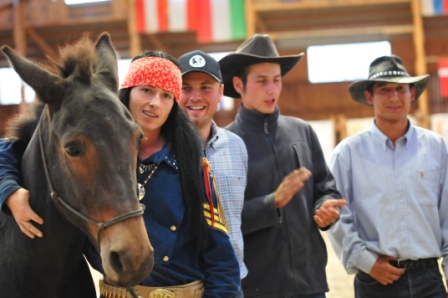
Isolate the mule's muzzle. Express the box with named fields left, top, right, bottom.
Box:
left=108, top=246, right=154, bottom=287
left=100, top=215, right=154, bottom=287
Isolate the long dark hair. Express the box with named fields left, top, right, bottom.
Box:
left=119, top=51, right=207, bottom=256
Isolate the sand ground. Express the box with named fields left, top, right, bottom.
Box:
left=91, top=232, right=448, bottom=297
left=89, top=232, right=356, bottom=297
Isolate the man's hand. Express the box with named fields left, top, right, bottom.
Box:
left=6, top=188, right=43, bottom=238
left=274, top=168, right=311, bottom=208
left=369, top=256, right=405, bottom=285
left=314, top=199, right=347, bottom=228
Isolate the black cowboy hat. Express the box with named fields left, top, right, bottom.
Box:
left=219, top=34, right=304, bottom=98
left=349, top=55, right=429, bottom=105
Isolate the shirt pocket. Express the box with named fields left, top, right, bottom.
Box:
left=221, top=175, right=245, bottom=212
left=415, top=168, right=440, bottom=207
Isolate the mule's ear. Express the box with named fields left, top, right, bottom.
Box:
left=2, top=45, right=67, bottom=105
left=94, top=32, right=119, bottom=92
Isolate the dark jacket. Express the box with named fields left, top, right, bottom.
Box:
left=226, top=105, right=341, bottom=298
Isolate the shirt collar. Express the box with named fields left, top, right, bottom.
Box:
left=236, top=104, right=279, bottom=130
left=370, top=120, right=414, bottom=150
left=206, top=121, right=219, bottom=149
left=140, top=143, right=178, bottom=170
left=402, top=122, right=415, bottom=149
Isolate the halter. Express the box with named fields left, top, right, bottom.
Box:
left=37, top=105, right=145, bottom=297
left=37, top=105, right=145, bottom=247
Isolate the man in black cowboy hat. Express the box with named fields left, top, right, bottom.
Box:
left=220, top=34, right=346, bottom=298
left=328, top=55, right=448, bottom=298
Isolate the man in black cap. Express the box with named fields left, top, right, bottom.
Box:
left=219, top=34, right=346, bottom=298
left=328, top=55, right=448, bottom=298
left=178, top=50, right=248, bottom=296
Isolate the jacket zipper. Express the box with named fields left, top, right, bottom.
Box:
left=265, top=117, right=298, bottom=293
left=264, top=117, right=282, bottom=185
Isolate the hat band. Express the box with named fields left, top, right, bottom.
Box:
left=369, top=70, right=410, bottom=79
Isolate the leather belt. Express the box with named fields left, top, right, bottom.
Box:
left=389, top=258, right=438, bottom=270
left=100, top=279, right=204, bottom=298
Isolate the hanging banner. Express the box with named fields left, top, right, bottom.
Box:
left=136, top=0, right=246, bottom=43
left=421, top=0, right=448, bottom=16
left=439, top=57, right=448, bottom=98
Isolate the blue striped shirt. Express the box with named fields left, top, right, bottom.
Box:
left=328, top=122, right=448, bottom=277
left=205, top=122, right=248, bottom=279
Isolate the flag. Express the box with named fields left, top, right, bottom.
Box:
left=136, top=0, right=246, bottom=43
left=421, top=0, right=448, bottom=16
left=439, top=57, right=448, bottom=97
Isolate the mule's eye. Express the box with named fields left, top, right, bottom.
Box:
left=65, top=142, right=84, bottom=157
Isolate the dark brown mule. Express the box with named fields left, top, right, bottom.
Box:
left=0, top=33, right=153, bottom=297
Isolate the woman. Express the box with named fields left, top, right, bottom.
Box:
left=0, top=51, right=240, bottom=297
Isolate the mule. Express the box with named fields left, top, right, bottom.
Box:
left=0, top=33, right=153, bottom=297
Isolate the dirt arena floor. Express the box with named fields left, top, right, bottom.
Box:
left=322, top=232, right=355, bottom=298
left=89, top=232, right=356, bottom=297
left=90, top=232, right=448, bottom=297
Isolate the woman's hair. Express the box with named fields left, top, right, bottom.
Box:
left=119, top=51, right=207, bottom=256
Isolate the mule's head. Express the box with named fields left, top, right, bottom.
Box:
left=2, top=33, right=153, bottom=286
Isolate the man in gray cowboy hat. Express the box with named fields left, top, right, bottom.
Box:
left=219, top=34, right=346, bottom=298
left=327, top=55, right=448, bottom=298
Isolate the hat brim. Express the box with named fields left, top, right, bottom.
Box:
left=348, top=75, right=430, bottom=105
left=181, top=69, right=222, bottom=83
left=219, top=53, right=304, bottom=98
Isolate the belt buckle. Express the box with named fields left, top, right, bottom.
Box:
left=148, top=289, right=175, bottom=298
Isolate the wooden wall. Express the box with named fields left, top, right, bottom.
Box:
left=0, top=0, right=126, bottom=27
left=1, top=1, right=448, bottom=137
left=213, top=36, right=446, bottom=128
left=1, top=34, right=447, bottom=136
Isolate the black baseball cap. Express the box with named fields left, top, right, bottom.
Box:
left=178, top=50, right=222, bottom=83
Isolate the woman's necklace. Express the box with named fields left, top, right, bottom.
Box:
left=137, top=162, right=160, bottom=200
left=139, top=162, right=158, bottom=174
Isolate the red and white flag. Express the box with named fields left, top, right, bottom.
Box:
left=439, top=57, right=448, bottom=97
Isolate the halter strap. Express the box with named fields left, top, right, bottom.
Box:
left=37, top=105, right=145, bottom=248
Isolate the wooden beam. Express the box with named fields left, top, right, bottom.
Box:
left=253, top=0, right=411, bottom=12
left=13, top=0, right=26, bottom=114
left=411, top=0, right=429, bottom=128
left=270, top=24, right=414, bottom=40
left=245, top=0, right=256, bottom=37
left=126, top=0, right=141, bottom=57
left=21, top=16, right=127, bottom=28
left=13, top=0, right=26, bottom=55
left=257, top=17, right=268, bottom=33
left=26, top=28, right=58, bottom=61
left=336, top=114, right=348, bottom=142
left=147, top=34, right=166, bottom=52
left=0, top=1, right=12, bottom=14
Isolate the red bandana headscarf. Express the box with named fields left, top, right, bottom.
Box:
left=120, top=56, right=182, bottom=101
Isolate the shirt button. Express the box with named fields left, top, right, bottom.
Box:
left=163, top=256, right=169, bottom=262
left=170, top=225, right=177, bottom=231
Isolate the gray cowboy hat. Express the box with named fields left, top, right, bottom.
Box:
left=349, top=55, right=429, bottom=105
left=219, top=34, right=304, bottom=98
